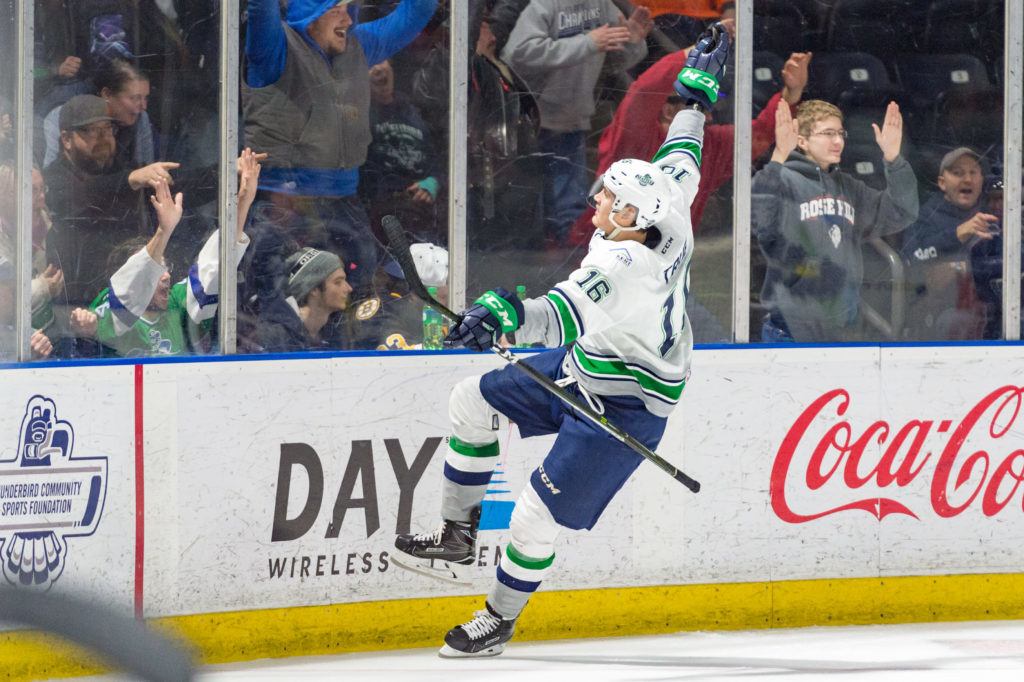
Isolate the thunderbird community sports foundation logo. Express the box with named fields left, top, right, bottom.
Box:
left=0, top=396, right=108, bottom=589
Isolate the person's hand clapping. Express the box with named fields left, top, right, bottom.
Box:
left=772, top=101, right=799, bottom=163
left=872, top=101, right=903, bottom=163
left=589, top=24, right=631, bottom=52
left=626, top=7, right=654, bottom=43
left=781, top=52, right=812, bottom=105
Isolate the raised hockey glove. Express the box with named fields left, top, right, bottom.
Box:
left=443, top=288, right=524, bottom=352
left=674, top=21, right=731, bottom=111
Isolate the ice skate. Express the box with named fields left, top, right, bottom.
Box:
left=393, top=508, right=479, bottom=585
left=438, top=602, right=516, bottom=658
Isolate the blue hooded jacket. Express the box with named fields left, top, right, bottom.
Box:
left=245, top=0, right=437, bottom=196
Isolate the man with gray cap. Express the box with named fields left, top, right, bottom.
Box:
left=43, top=94, right=180, bottom=305
left=256, top=246, right=353, bottom=352
left=900, top=146, right=996, bottom=339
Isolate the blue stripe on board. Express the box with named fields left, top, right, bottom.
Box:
left=480, top=500, right=514, bottom=531
left=3, top=341, right=1024, bottom=371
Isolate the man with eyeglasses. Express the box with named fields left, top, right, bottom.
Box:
left=43, top=94, right=180, bottom=307
left=752, top=99, right=919, bottom=342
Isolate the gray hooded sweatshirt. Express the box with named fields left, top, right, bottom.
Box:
left=501, top=0, right=646, bottom=133
left=752, top=151, right=919, bottom=342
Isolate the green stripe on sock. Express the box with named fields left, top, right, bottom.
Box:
left=448, top=436, right=499, bottom=458
left=545, top=291, right=579, bottom=344
left=505, top=544, right=555, bottom=571
left=652, top=139, right=702, bottom=166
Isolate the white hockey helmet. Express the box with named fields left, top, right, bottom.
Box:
left=601, top=158, right=674, bottom=231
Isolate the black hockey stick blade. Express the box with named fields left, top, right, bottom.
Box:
left=0, top=588, right=195, bottom=681
left=382, top=215, right=461, bottom=321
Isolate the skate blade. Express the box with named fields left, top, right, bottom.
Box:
left=438, top=643, right=506, bottom=658
left=391, top=554, right=472, bottom=586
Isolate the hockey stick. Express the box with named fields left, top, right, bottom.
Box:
left=0, top=588, right=195, bottom=681
left=382, top=216, right=701, bottom=493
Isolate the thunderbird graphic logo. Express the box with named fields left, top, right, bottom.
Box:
left=0, top=396, right=107, bottom=589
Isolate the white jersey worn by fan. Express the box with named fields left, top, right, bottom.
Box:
left=515, top=109, right=703, bottom=418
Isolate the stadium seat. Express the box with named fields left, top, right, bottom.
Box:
left=752, top=51, right=784, bottom=115
left=808, top=52, right=898, bottom=107
left=825, top=0, right=918, bottom=57
left=923, top=0, right=1003, bottom=61
left=893, top=53, right=993, bottom=142
left=754, top=0, right=817, bottom=55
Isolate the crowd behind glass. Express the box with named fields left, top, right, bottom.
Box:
left=0, top=0, right=1016, bottom=361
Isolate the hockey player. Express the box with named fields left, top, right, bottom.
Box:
left=393, top=25, right=730, bottom=658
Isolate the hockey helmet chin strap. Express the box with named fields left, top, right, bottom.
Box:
left=601, top=212, right=645, bottom=241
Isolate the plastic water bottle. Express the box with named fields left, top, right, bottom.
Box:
left=510, top=285, right=529, bottom=348
left=422, top=287, right=445, bottom=349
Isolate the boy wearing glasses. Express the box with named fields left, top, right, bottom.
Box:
left=752, top=99, right=918, bottom=342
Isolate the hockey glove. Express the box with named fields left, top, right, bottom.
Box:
left=674, top=21, right=731, bottom=111
left=444, top=288, right=524, bottom=352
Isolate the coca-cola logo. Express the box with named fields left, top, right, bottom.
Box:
left=770, top=386, right=1024, bottom=523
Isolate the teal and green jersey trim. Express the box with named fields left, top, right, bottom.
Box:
left=506, top=544, right=555, bottom=571
left=652, top=137, right=703, bottom=168
left=448, top=436, right=499, bottom=458
left=572, top=345, right=685, bottom=404
left=475, top=290, right=520, bottom=333
left=676, top=66, right=720, bottom=103
left=545, top=288, right=583, bottom=346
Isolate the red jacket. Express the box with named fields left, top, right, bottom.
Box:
left=570, top=50, right=790, bottom=244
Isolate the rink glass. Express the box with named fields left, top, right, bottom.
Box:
left=749, top=0, right=1008, bottom=343
left=1, top=1, right=1023, bottom=364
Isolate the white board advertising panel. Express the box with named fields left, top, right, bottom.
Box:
left=0, top=366, right=136, bottom=622
left=90, top=347, right=1024, bottom=616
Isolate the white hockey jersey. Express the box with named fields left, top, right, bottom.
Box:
left=517, top=108, right=704, bottom=417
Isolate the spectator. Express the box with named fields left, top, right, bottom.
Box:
left=752, top=100, right=918, bottom=342
left=256, top=247, right=354, bottom=352
left=32, top=0, right=139, bottom=117
left=0, top=257, right=55, bottom=360
left=43, top=94, right=179, bottom=305
left=69, top=149, right=261, bottom=356
left=242, top=0, right=437, bottom=300
left=0, top=162, right=64, bottom=336
left=970, top=177, right=1015, bottom=340
left=501, top=0, right=652, bottom=245
left=43, top=59, right=155, bottom=170
left=360, top=59, right=444, bottom=244
left=484, top=0, right=529, bottom=57
left=349, top=241, right=448, bottom=350
left=901, top=147, right=994, bottom=340
left=467, top=11, right=543, bottom=251
left=573, top=22, right=810, bottom=237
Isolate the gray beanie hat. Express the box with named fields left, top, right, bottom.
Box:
left=284, top=248, right=343, bottom=300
